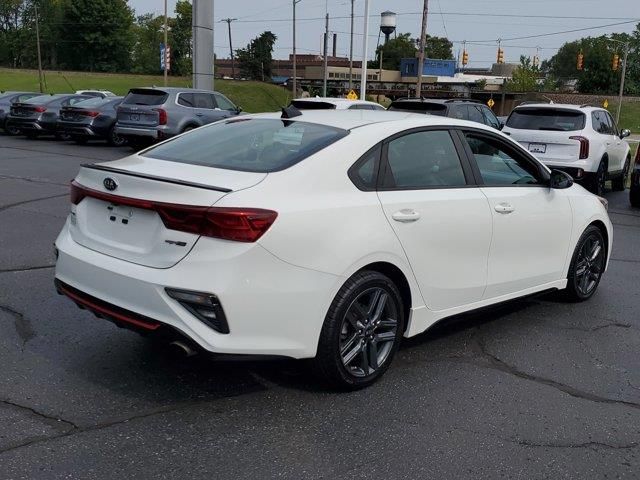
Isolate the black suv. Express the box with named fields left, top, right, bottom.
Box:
left=388, top=98, right=502, bottom=130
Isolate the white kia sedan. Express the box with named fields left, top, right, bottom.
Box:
left=54, top=109, right=612, bottom=389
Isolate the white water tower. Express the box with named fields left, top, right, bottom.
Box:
left=380, top=11, right=397, bottom=43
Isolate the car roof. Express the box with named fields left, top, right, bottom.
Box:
left=513, top=103, right=603, bottom=112
left=292, top=97, right=381, bottom=107
left=390, top=98, right=481, bottom=105
left=248, top=109, right=498, bottom=132
left=131, top=87, right=218, bottom=94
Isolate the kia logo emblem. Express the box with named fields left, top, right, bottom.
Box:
left=103, top=177, right=118, bottom=191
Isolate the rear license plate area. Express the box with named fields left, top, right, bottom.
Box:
left=529, top=143, right=546, bottom=154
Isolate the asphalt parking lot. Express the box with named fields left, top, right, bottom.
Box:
left=1, top=134, right=639, bottom=479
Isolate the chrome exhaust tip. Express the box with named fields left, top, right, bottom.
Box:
left=169, top=340, right=197, bottom=358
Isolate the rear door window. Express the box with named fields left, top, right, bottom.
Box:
left=481, top=106, right=501, bottom=129
left=467, top=105, right=485, bottom=124
left=123, top=89, right=168, bottom=106
left=193, top=93, right=214, bottom=109
left=382, top=130, right=467, bottom=189
left=506, top=108, right=585, bottom=131
left=142, top=118, right=348, bottom=172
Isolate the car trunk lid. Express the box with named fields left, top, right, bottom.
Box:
left=10, top=103, right=43, bottom=119
left=506, top=129, right=582, bottom=163
left=116, top=89, right=168, bottom=127
left=69, top=156, right=267, bottom=268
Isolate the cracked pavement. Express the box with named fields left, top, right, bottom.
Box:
left=1, top=135, right=639, bottom=479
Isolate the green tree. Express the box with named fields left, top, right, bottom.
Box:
left=374, top=33, right=416, bottom=70
left=506, top=55, right=540, bottom=92
left=131, top=13, right=164, bottom=74
left=58, top=0, right=134, bottom=72
left=424, top=34, right=454, bottom=60
left=235, top=31, right=277, bottom=80
left=170, top=0, right=192, bottom=76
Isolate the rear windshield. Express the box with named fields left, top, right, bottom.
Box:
left=72, top=97, right=113, bottom=108
left=290, top=100, right=337, bottom=110
left=506, top=108, right=586, bottom=131
left=142, top=118, right=349, bottom=173
left=388, top=102, right=447, bottom=115
left=122, top=89, right=168, bottom=106
left=23, top=95, right=65, bottom=105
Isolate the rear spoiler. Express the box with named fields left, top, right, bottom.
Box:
left=81, top=163, right=232, bottom=193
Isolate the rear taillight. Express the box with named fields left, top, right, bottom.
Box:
left=34, top=106, right=47, bottom=112
left=81, top=111, right=100, bottom=117
left=70, top=181, right=277, bottom=242
left=569, top=136, right=589, bottom=159
left=155, top=108, right=168, bottom=125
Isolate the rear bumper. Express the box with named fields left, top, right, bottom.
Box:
left=549, top=166, right=595, bottom=184
left=114, top=125, right=160, bottom=139
left=6, top=118, right=50, bottom=132
left=54, top=219, right=339, bottom=359
left=57, top=122, right=105, bottom=138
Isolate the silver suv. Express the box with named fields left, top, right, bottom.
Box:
left=115, top=87, right=241, bottom=148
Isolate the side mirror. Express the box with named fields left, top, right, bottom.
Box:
left=499, top=121, right=505, bottom=130
left=620, top=129, right=631, bottom=139
left=236, top=106, right=243, bottom=114
left=549, top=169, right=573, bottom=189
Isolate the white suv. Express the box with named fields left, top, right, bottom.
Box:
left=502, top=104, right=631, bottom=195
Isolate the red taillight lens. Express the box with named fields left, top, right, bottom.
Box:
left=70, top=181, right=277, bottom=242
left=569, top=136, right=589, bottom=159
left=155, top=108, right=168, bottom=125
left=81, top=111, right=100, bottom=117
left=34, top=106, right=47, bottom=112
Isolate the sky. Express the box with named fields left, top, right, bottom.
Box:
left=129, top=0, right=640, bottom=68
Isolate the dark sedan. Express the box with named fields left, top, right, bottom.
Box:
left=7, top=94, right=92, bottom=139
left=57, top=96, right=126, bottom=146
left=0, top=91, right=40, bottom=135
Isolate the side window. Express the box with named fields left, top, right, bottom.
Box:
left=465, top=133, right=542, bottom=186
left=591, top=111, right=608, bottom=134
left=603, top=111, right=617, bottom=135
left=214, top=93, right=236, bottom=111
left=349, top=144, right=381, bottom=190
left=449, top=104, right=467, bottom=120
left=481, top=106, right=501, bottom=129
left=467, top=105, right=485, bottom=124
left=177, top=93, right=195, bottom=107
left=193, top=93, right=214, bottom=109
left=383, top=130, right=467, bottom=189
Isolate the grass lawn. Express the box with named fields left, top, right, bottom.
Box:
left=0, top=68, right=292, bottom=113
left=608, top=101, right=640, bottom=134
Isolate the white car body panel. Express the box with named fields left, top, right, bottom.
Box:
left=55, top=110, right=613, bottom=359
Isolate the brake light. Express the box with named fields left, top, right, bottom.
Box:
left=81, top=111, right=100, bottom=117
left=34, top=106, right=47, bottom=112
left=569, top=136, right=589, bottom=159
left=70, top=181, right=277, bottom=242
left=155, top=108, right=168, bottom=125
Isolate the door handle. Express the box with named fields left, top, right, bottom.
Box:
left=196, top=113, right=204, bottom=117
left=391, top=209, right=421, bottom=223
left=494, top=203, right=515, bottom=214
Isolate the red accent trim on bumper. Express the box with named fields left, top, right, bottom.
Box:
left=56, top=280, right=161, bottom=331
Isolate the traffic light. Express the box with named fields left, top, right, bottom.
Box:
left=612, top=54, right=619, bottom=71
left=496, top=48, right=504, bottom=64
left=576, top=51, right=584, bottom=71
left=462, top=49, right=469, bottom=66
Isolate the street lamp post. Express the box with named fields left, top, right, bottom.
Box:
left=360, top=0, right=370, bottom=99
left=292, top=0, right=302, bottom=98
left=164, top=0, right=169, bottom=86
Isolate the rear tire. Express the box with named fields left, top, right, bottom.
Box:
left=312, top=270, right=405, bottom=390
left=3, top=122, right=20, bottom=136
left=55, top=132, right=72, bottom=141
left=589, top=160, right=607, bottom=196
left=564, top=226, right=606, bottom=302
left=107, top=126, right=127, bottom=147
left=611, top=157, right=630, bottom=192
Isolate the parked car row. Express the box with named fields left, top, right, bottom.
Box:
left=0, top=86, right=242, bottom=147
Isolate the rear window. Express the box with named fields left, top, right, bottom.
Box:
left=387, top=102, right=447, bottom=116
left=290, top=100, right=337, bottom=110
left=23, top=95, right=64, bottom=105
left=73, top=97, right=112, bottom=108
left=123, top=89, right=168, bottom=106
left=506, top=108, right=586, bottom=131
left=142, top=118, right=349, bottom=173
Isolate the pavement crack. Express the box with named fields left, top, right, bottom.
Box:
left=0, top=303, right=36, bottom=349
left=0, top=193, right=67, bottom=213
left=1, top=398, right=78, bottom=432
left=0, top=265, right=55, bottom=273
left=550, top=322, right=632, bottom=332
left=466, top=338, right=640, bottom=411
left=0, top=175, right=68, bottom=187
left=462, top=428, right=638, bottom=450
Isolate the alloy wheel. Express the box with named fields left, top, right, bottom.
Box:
left=596, top=163, right=606, bottom=196
left=574, top=234, right=605, bottom=296
left=339, top=287, right=398, bottom=377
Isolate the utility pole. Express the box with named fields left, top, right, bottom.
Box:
left=222, top=18, right=237, bottom=79
left=616, top=42, right=629, bottom=125
left=348, top=0, right=355, bottom=92
left=416, top=0, right=429, bottom=98
left=322, top=13, right=329, bottom=97
left=192, top=0, right=214, bottom=90
left=360, top=0, right=370, bottom=99
left=34, top=3, right=44, bottom=93
left=163, top=0, right=169, bottom=86
left=292, top=0, right=302, bottom=98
